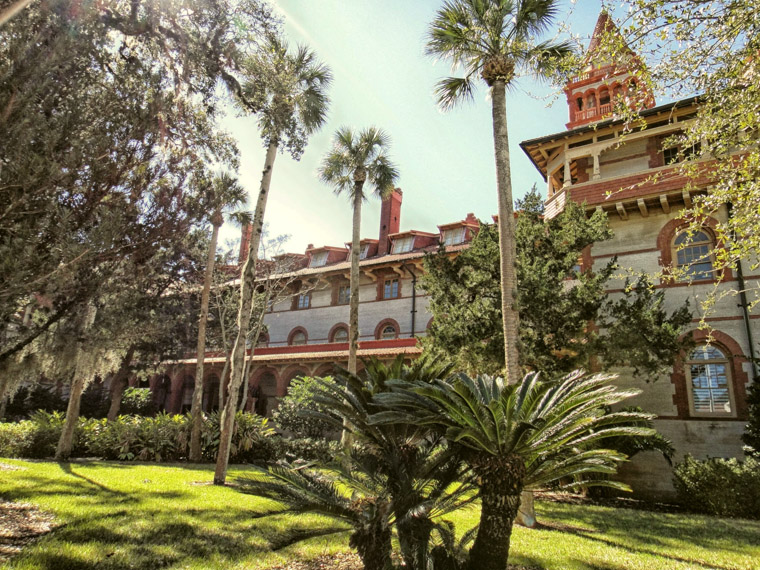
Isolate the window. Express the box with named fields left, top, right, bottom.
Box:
left=674, top=231, right=714, bottom=281
left=383, top=278, right=399, bottom=299
left=338, top=285, right=350, bottom=305
left=442, top=227, right=466, bottom=246
left=332, top=327, right=348, bottom=343
left=663, top=142, right=701, bottom=165
left=392, top=236, right=414, bottom=253
left=360, top=243, right=370, bottom=260
left=296, top=293, right=310, bottom=309
left=310, top=251, right=328, bottom=267
left=290, top=331, right=307, bottom=346
left=686, top=345, right=733, bottom=415
left=380, top=324, right=398, bottom=340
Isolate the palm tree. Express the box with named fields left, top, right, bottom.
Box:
left=375, top=370, right=653, bottom=570
left=318, top=128, right=398, bottom=374
left=189, top=172, right=249, bottom=462
left=311, top=356, right=474, bottom=569
left=426, top=0, right=574, bottom=385
left=240, top=356, right=474, bottom=570
left=213, top=36, right=331, bottom=485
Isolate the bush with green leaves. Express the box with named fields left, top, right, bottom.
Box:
left=2, top=385, right=67, bottom=420
left=0, top=410, right=277, bottom=463
left=271, top=375, right=340, bottom=438
left=673, top=455, right=760, bottom=519
left=0, top=410, right=67, bottom=459
left=119, top=387, right=157, bottom=416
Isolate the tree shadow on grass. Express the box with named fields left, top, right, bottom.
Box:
left=536, top=502, right=759, bottom=570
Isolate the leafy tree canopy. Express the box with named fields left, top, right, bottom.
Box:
left=422, top=187, right=693, bottom=379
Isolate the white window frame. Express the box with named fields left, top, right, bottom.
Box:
left=673, top=230, right=714, bottom=281
left=296, top=293, right=310, bottom=310
left=685, top=345, right=736, bottom=418
left=392, top=236, right=414, bottom=254
left=290, top=331, right=307, bottom=346
left=310, top=251, right=328, bottom=268
left=360, top=243, right=371, bottom=260
left=442, top=227, right=466, bottom=246
left=380, top=324, right=398, bottom=340
left=332, top=327, right=348, bottom=343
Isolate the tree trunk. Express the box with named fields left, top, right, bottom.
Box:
left=190, top=217, right=221, bottom=461
left=0, top=374, right=8, bottom=420
left=219, top=355, right=230, bottom=408
left=106, top=347, right=136, bottom=421
left=490, top=80, right=521, bottom=386
left=56, top=371, right=87, bottom=461
left=214, top=139, right=278, bottom=485
left=349, top=509, right=392, bottom=570
left=348, top=185, right=364, bottom=375
left=468, top=454, right=525, bottom=570
left=0, top=0, right=34, bottom=27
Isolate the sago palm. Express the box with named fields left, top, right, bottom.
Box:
left=318, top=128, right=398, bottom=374
left=214, top=35, right=331, bottom=485
left=426, top=0, right=574, bottom=385
left=189, top=172, right=249, bottom=462
left=309, top=356, right=475, bottom=569
left=373, top=370, right=653, bottom=570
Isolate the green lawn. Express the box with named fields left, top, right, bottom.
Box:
left=0, top=459, right=758, bottom=570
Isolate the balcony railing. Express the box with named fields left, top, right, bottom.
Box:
left=573, top=102, right=613, bottom=123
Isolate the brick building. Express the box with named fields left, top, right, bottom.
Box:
left=157, top=187, right=479, bottom=417
left=149, top=11, right=756, bottom=497
left=520, top=12, right=758, bottom=496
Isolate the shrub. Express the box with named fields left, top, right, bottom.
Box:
left=120, top=387, right=157, bottom=416
left=0, top=411, right=67, bottom=458
left=202, top=411, right=276, bottom=463
left=3, top=385, right=67, bottom=420
left=673, top=455, right=760, bottom=519
left=271, top=375, right=340, bottom=438
left=270, top=436, right=342, bottom=464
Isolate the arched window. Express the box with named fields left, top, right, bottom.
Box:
left=288, top=328, right=308, bottom=346
left=332, top=326, right=348, bottom=343
left=380, top=324, right=398, bottom=340
left=673, top=230, right=714, bottom=281
left=686, top=345, right=733, bottom=416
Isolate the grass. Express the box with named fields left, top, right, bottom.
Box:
left=0, top=459, right=758, bottom=570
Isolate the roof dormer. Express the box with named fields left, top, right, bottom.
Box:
left=438, top=213, right=479, bottom=246
left=389, top=231, right=438, bottom=254
left=305, top=245, right=349, bottom=268
left=345, top=239, right=379, bottom=260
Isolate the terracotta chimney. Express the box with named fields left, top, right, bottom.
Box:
left=239, top=223, right=253, bottom=264
left=378, top=188, right=402, bottom=256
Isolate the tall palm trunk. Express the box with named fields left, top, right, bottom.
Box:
left=492, top=79, right=536, bottom=529
left=468, top=454, right=525, bottom=570
left=214, top=139, right=278, bottom=485
left=348, top=183, right=364, bottom=375
left=490, top=80, right=521, bottom=387
left=190, top=212, right=222, bottom=461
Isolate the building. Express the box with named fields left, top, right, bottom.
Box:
left=153, top=11, right=756, bottom=498
left=158, top=188, right=479, bottom=417
left=520, top=12, right=758, bottom=497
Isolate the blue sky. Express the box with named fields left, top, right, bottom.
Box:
left=220, top=0, right=611, bottom=254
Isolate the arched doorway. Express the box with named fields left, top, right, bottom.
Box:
left=253, top=372, right=278, bottom=417
left=203, top=375, right=220, bottom=412
left=180, top=376, right=194, bottom=413
left=153, top=375, right=172, bottom=412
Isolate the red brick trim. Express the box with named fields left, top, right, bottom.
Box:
left=670, top=329, right=749, bottom=420
left=250, top=366, right=279, bottom=389
left=328, top=322, right=349, bottom=343
left=287, top=326, right=309, bottom=346
left=375, top=318, right=400, bottom=340
left=280, top=365, right=310, bottom=394
left=313, top=363, right=336, bottom=378
left=656, top=216, right=732, bottom=283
